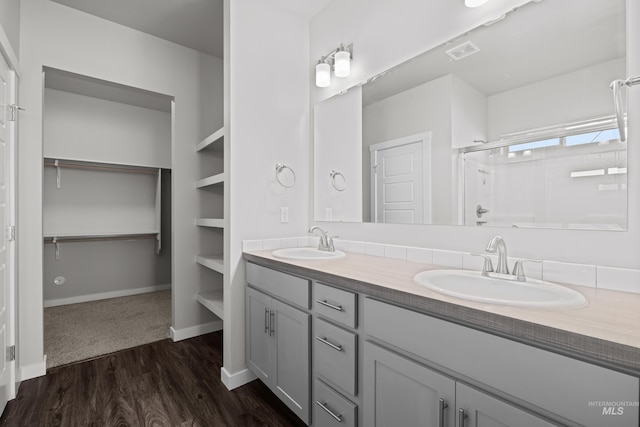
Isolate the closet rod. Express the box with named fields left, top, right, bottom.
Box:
left=43, top=234, right=158, bottom=244
left=43, top=161, right=159, bottom=175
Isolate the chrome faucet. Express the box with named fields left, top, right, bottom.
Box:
left=485, top=236, right=509, bottom=274
left=309, top=226, right=336, bottom=252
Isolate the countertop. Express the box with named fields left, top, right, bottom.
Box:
left=244, top=249, right=640, bottom=376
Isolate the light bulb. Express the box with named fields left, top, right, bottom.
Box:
left=316, top=62, right=331, bottom=87
left=465, top=0, right=488, bottom=7
left=334, top=50, right=351, bottom=78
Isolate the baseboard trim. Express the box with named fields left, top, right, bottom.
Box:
left=170, top=320, right=223, bottom=342
left=221, top=367, right=257, bottom=391
left=43, top=284, right=172, bottom=308
left=18, top=356, right=47, bottom=381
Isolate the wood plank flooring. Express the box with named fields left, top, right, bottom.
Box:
left=0, top=332, right=307, bottom=427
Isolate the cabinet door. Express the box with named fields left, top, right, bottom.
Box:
left=363, top=341, right=456, bottom=427
left=456, top=383, right=557, bottom=427
left=246, top=287, right=273, bottom=384
left=272, top=298, right=311, bottom=425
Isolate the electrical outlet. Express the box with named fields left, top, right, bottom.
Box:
left=280, top=207, right=289, bottom=223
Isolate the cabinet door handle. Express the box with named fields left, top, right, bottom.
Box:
left=438, top=398, right=448, bottom=427
left=316, top=336, right=343, bottom=352
left=269, top=310, right=275, bottom=336
left=316, top=400, right=343, bottom=423
left=458, top=408, right=467, bottom=427
left=316, top=299, right=343, bottom=312
left=264, top=307, right=269, bottom=334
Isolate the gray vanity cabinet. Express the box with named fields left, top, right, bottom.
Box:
left=456, top=383, right=556, bottom=427
left=245, top=264, right=311, bottom=425
left=363, top=341, right=456, bottom=427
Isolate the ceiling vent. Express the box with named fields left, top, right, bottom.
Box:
left=445, top=41, right=480, bottom=61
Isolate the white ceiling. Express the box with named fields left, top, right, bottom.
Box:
left=48, top=0, right=332, bottom=59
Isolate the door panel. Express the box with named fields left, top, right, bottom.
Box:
left=364, top=342, right=455, bottom=427
left=245, top=288, right=273, bottom=383
left=272, top=298, right=310, bottom=424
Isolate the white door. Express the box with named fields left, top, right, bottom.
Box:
left=0, top=53, right=16, bottom=412
left=370, top=133, right=431, bottom=224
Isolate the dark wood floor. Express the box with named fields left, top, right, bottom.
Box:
left=0, top=332, right=307, bottom=427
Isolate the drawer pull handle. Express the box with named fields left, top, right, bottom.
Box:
left=269, top=310, right=275, bottom=336
left=438, top=398, right=448, bottom=427
left=458, top=408, right=467, bottom=427
left=316, top=400, right=343, bottom=423
left=264, top=307, right=269, bottom=334
left=316, top=299, right=344, bottom=312
left=316, top=336, right=343, bottom=352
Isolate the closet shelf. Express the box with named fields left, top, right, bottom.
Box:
left=195, top=127, right=224, bottom=152
left=195, top=172, right=225, bottom=189
left=196, top=290, right=224, bottom=319
left=196, top=218, right=224, bottom=228
left=44, top=231, right=159, bottom=240
left=196, top=254, right=224, bottom=274
left=44, top=158, right=162, bottom=174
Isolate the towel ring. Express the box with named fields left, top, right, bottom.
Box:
left=275, top=163, right=296, bottom=188
left=330, top=170, right=346, bottom=191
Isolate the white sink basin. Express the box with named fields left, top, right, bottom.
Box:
left=414, top=269, right=587, bottom=309
left=272, top=247, right=346, bottom=260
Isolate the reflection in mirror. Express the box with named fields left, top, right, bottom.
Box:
left=313, top=0, right=627, bottom=230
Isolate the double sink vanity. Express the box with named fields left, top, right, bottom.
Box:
left=244, top=236, right=639, bottom=427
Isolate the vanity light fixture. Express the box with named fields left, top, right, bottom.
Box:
left=315, top=43, right=353, bottom=87
left=465, top=0, right=489, bottom=7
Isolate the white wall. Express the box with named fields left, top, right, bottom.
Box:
left=488, top=58, right=625, bottom=139
left=43, top=88, right=171, bottom=168
left=0, top=0, right=20, bottom=59
left=18, top=0, right=222, bottom=379
left=314, top=86, right=362, bottom=222
left=311, top=0, right=640, bottom=269
left=225, top=0, right=309, bottom=378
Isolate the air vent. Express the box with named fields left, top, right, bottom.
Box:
left=445, top=41, right=480, bottom=61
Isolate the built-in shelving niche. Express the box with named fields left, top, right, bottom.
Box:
left=195, top=127, right=225, bottom=319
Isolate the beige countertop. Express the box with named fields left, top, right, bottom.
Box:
left=244, top=249, right=640, bottom=376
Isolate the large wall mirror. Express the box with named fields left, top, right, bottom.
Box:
left=313, top=0, right=628, bottom=230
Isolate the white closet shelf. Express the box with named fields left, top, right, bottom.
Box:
left=196, top=218, right=224, bottom=228
left=44, top=157, right=164, bottom=174
left=44, top=231, right=159, bottom=239
left=195, top=127, right=224, bottom=152
left=196, top=254, right=224, bottom=274
left=195, top=172, right=225, bottom=189
left=196, top=290, right=224, bottom=319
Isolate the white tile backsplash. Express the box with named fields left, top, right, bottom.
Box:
left=596, top=266, right=640, bottom=294
left=543, top=261, right=596, bottom=287
left=241, top=237, right=640, bottom=294
left=365, top=242, right=385, bottom=257
left=406, top=247, right=433, bottom=264
left=385, top=245, right=407, bottom=260
left=432, top=250, right=463, bottom=268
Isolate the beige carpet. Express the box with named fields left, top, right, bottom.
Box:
left=44, top=290, right=171, bottom=369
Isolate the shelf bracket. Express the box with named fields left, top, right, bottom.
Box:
left=54, top=160, right=61, bottom=189
left=53, top=237, right=60, bottom=261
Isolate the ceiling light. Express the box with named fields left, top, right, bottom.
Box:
left=465, top=0, right=489, bottom=7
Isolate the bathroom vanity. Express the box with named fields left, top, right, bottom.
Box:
left=244, top=250, right=640, bottom=427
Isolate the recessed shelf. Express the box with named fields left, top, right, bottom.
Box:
left=43, top=231, right=159, bottom=239
left=196, top=254, right=224, bottom=274
left=196, top=218, right=224, bottom=228
left=196, top=290, right=224, bottom=319
left=195, top=172, right=225, bottom=189
left=195, top=127, right=224, bottom=152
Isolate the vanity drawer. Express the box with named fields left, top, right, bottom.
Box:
left=314, top=379, right=357, bottom=427
left=246, top=262, right=310, bottom=308
left=313, top=282, right=357, bottom=328
left=314, top=317, right=358, bottom=396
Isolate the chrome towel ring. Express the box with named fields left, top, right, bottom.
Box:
left=275, top=163, right=296, bottom=188
left=330, top=170, right=346, bottom=191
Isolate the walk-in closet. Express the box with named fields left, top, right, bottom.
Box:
left=42, top=68, right=173, bottom=368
